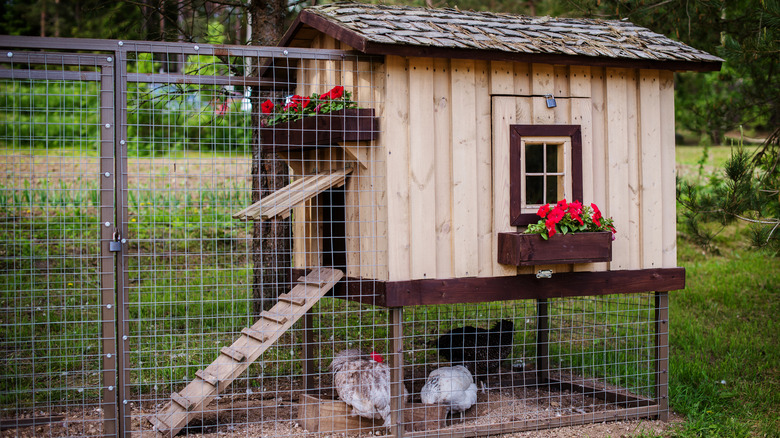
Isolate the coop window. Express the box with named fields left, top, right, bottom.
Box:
left=510, top=125, right=582, bottom=226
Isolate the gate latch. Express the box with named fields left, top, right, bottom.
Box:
left=110, top=230, right=122, bottom=252
left=536, top=269, right=553, bottom=279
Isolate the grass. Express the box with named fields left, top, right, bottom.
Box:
left=668, top=145, right=780, bottom=437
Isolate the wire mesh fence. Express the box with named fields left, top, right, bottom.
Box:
left=0, top=36, right=667, bottom=438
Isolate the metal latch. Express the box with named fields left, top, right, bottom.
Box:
left=536, top=269, right=553, bottom=279
left=110, top=230, right=122, bottom=252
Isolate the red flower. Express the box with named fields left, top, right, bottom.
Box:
left=571, top=212, right=584, bottom=225
left=556, top=199, right=568, bottom=210
left=283, top=102, right=297, bottom=111
left=328, top=85, right=345, bottom=99
left=537, top=204, right=551, bottom=218
left=292, top=95, right=311, bottom=109
left=591, top=203, right=603, bottom=227
left=567, top=200, right=582, bottom=215
left=547, top=206, right=565, bottom=224
left=545, top=219, right=557, bottom=237
left=261, top=99, right=274, bottom=114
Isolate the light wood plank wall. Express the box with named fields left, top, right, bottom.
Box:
left=382, top=57, right=678, bottom=279
left=291, top=36, right=677, bottom=280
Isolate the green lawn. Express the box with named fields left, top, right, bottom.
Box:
left=669, top=145, right=779, bottom=437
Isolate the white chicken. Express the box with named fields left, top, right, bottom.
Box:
left=420, top=365, right=478, bottom=423
left=329, top=349, right=392, bottom=428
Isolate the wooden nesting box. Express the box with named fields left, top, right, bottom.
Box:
left=299, top=395, right=449, bottom=434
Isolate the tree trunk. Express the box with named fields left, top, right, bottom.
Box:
left=249, top=0, right=291, bottom=314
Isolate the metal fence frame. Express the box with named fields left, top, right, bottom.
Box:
left=0, top=35, right=363, bottom=437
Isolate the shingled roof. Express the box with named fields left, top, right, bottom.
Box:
left=280, top=2, right=722, bottom=72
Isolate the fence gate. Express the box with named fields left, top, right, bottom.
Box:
left=0, top=36, right=374, bottom=437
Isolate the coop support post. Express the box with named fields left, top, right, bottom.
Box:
left=302, top=311, right=318, bottom=395
left=390, top=307, right=405, bottom=437
left=655, top=291, right=669, bottom=421
left=536, top=298, right=550, bottom=384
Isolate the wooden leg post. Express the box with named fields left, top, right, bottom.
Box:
left=655, top=291, right=669, bottom=421
left=303, top=311, right=317, bottom=395
left=536, top=298, right=550, bottom=384
left=390, top=307, right=405, bottom=437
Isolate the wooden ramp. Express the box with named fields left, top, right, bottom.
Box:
left=149, top=268, right=344, bottom=436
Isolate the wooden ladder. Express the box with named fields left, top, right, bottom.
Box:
left=148, top=268, right=344, bottom=436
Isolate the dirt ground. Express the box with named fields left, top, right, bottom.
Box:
left=2, top=385, right=682, bottom=438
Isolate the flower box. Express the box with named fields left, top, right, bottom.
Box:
left=261, top=108, right=378, bottom=151
left=497, top=231, right=612, bottom=266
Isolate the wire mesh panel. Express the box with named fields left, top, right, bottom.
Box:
left=0, top=52, right=114, bottom=436
left=400, top=295, right=664, bottom=435
left=117, top=44, right=390, bottom=437
left=0, top=36, right=670, bottom=438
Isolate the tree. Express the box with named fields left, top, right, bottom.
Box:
left=248, top=0, right=293, bottom=314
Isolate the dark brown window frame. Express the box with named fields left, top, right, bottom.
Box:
left=510, top=125, right=583, bottom=226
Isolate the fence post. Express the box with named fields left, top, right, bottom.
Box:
left=113, top=46, right=132, bottom=438
left=99, top=55, right=118, bottom=438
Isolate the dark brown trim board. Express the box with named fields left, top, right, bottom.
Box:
left=292, top=268, right=684, bottom=308
left=384, top=268, right=685, bottom=307
left=510, top=124, right=583, bottom=227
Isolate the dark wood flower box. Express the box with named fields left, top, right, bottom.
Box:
left=497, top=231, right=612, bottom=266
left=261, top=108, right=378, bottom=151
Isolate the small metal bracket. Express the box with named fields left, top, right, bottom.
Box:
left=536, top=269, right=553, bottom=279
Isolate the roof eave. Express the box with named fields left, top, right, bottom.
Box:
left=360, top=41, right=721, bottom=73
left=297, top=9, right=368, bottom=52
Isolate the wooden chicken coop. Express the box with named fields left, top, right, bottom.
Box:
left=151, top=3, right=723, bottom=437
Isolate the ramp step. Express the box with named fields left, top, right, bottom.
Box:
left=153, top=268, right=344, bottom=437
left=298, top=268, right=333, bottom=287
left=170, top=392, right=194, bottom=411
left=260, top=311, right=288, bottom=325
left=148, top=415, right=170, bottom=433
left=220, top=346, right=247, bottom=362
left=195, top=370, right=218, bottom=387
left=278, top=293, right=306, bottom=306
left=241, top=327, right=268, bottom=343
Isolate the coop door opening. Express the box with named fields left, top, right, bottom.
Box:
left=321, top=186, right=346, bottom=271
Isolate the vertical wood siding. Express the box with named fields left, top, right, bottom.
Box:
left=383, top=57, right=677, bottom=278
left=290, top=36, right=678, bottom=280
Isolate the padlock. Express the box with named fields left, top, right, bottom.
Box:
left=545, top=94, right=557, bottom=108
left=110, top=230, right=122, bottom=252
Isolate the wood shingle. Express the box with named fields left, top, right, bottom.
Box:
left=279, top=2, right=722, bottom=71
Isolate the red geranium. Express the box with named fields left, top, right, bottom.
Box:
left=292, top=95, right=311, bottom=110
left=327, top=85, right=344, bottom=99
left=525, top=199, right=616, bottom=240
left=261, top=99, right=275, bottom=114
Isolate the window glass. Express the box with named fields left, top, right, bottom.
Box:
left=525, top=143, right=544, bottom=173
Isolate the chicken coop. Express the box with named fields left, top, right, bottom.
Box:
left=0, top=3, right=722, bottom=438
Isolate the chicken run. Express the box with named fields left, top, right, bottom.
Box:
left=0, top=3, right=724, bottom=438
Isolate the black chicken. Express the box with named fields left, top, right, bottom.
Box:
left=430, top=319, right=514, bottom=387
